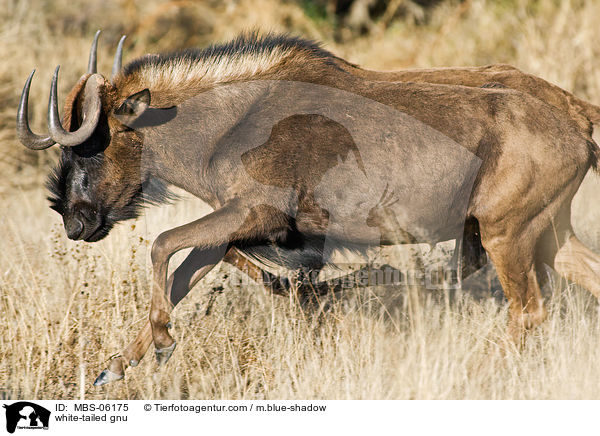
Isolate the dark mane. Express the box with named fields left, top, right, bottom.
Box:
left=122, top=32, right=336, bottom=79
left=46, top=158, right=68, bottom=214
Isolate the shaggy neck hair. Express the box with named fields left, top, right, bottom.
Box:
left=113, top=32, right=340, bottom=106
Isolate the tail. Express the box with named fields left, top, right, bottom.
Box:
left=590, top=140, right=600, bottom=172
left=578, top=97, right=600, bottom=125
left=576, top=98, right=600, bottom=172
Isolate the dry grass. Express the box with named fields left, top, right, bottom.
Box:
left=2, top=188, right=600, bottom=400
left=1, top=0, right=600, bottom=399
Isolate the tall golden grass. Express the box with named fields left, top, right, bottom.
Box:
left=1, top=0, right=600, bottom=399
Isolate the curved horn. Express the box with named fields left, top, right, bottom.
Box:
left=16, top=70, right=55, bottom=150
left=48, top=66, right=102, bottom=147
left=87, top=30, right=101, bottom=74
left=111, top=35, right=126, bottom=82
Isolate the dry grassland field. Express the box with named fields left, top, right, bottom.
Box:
left=1, top=0, right=600, bottom=400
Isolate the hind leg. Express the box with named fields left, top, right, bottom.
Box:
left=554, top=234, right=600, bottom=297
left=491, top=248, right=547, bottom=341
left=534, top=201, right=600, bottom=298
left=477, top=213, right=549, bottom=343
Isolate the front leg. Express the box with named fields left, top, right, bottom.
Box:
left=151, top=243, right=227, bottom=364
left=222, top=248, right=291, bottom=296
left=148, top=201, right=284, bottom=361
left=94, top=245, right=227, bottom=385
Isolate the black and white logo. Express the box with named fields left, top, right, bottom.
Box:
left=2, top=402, right=50, bottom=433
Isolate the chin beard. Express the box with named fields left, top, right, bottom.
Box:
left=80, top=179, right=176, bottom=243
left=83, top=222, right=114, bottom=242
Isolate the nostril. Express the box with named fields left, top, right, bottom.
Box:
left=65, top=218, right=84, bottom=240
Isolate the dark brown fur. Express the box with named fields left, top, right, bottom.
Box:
left=33, top=33, right=600, bottom=384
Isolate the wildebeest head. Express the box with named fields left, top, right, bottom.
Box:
left=17, top=31, right=170, bottom=242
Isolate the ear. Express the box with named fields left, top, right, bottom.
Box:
left=114, top=88, right=150, bottom=118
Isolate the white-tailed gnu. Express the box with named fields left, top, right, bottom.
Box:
left=16, top=30, right=600, bottom=386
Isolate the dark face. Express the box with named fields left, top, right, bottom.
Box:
left=47, top=149, right=141, bottom=242
left=46, top=79, right=171, bottom=242
left=48, top=153, right=105, bottom=241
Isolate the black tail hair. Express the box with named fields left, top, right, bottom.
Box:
left=588, top=140, right=600, bottom=172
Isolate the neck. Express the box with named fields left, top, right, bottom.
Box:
left=138, top=81, right=270, bottom=208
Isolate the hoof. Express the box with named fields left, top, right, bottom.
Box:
left=93, top=369, right=124, bottom=386
left=155, top=341, right=177, bottom=366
